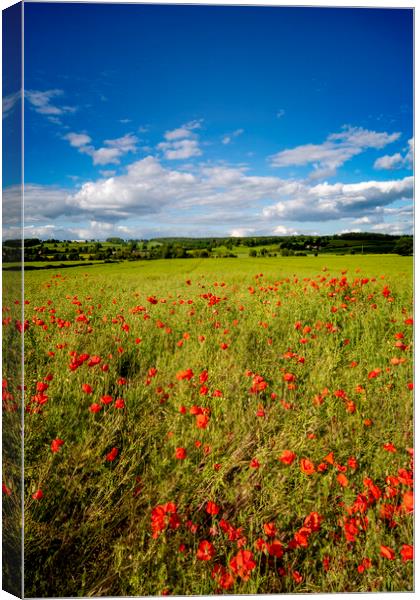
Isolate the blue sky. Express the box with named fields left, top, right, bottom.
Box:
left=3, top=2, right=414, bottom=240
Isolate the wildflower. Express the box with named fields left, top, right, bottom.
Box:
left=263, top=522, right=276, bottom=537
left=229, top=549, right=256, bottom=581
left=106, top=447, right=119, bottom=462
left=82, top=383, right=93, bottom=394
left=175, top=447, right=187, bottom=460
left=89, top=403, right=102, bottom=413
left=300, top=458, right=315, bottom=475
left=279, top=450, right=296, bottom=465
left=196, top=540, right=215, bottom=561
left=400, top=544, right=413, bottom=561
left=380, top=545, right=395, bottom=560
left=206, top=501, right=220, bottom=516
left=50, top=438, right=64, bottom=453
left=196, top=414, right=209, bottom=429
left=32, top=489, right=43, bottom=500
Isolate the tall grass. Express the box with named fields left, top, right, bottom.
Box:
left=10, top=256, right=413, bottom=596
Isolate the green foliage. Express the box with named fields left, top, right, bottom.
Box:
left=17, top=256, right=413, bottom=595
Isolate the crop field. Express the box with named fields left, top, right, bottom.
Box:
left=2, top=255, right=413, bottom=596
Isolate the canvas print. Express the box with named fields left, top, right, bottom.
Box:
left=2, top=1, right=414, bottom=597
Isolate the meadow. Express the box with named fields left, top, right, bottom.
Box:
left=3, top=254, right=413, bottom=596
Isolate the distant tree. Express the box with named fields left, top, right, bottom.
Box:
left=249, top=249, right=257, bottom=257
left=394, top=236, right=413, bottom=256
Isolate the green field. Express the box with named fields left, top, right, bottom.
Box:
left=3, top=255, right=413, bottom=595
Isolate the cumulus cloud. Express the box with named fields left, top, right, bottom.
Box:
left=270, top=125, right=401, bottom=178
left=164, top=120, right=202, bottom=141
left=25, top=89, right=77, bottom=117
left=157, top=120, right=203, bottom=159
left=262, top=176, right=413, bottom=222
left=64, top=132, right=92, bottom=147
left=374, top=137, right=413, bottom=170
left=64, top=131, right=139, bottom=165
left=158, top=138, right=202, bottom=160
left=4, top=155, right=413, bottom=240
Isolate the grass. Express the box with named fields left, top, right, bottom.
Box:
left=2, top=255, right=413, bottom=596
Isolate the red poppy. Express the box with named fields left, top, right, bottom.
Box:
left=89, top=403, right=102, bottom=413
left=229, top=549, right=256, bottom=581
left=279, top=450, right=296, bottom=465
left=337, top=473, right=349, bottom=487
left=263, top=522, right=276, bottom=537
left=206, top=501, right=220, bottom=516
left=82, top=383, right=93, bottom=394
left=267, top=540, right=283, bottom=558
left=106, top=447, right=119, bottom=462
left=250, top=458, right=260, bottom=469
left=292, top=571, right=303, bottom=584
left=300, top=458, right=315, bottom=475
left=196, top=540, right=215, bottom=561
left=380, top=545, right=395, bottom=560
left=32, top=489, right=43, bottom=500
left=50, top=438, right=64, bottom=453
left=175, top=447, right=187, bottom=460
left=196, top=414, right=209, bottom=429
left=400, top=544, right=413, bottom=562
left=114, top=398, right=125, bottom=409
left=100, top=395, right=113, bottom=405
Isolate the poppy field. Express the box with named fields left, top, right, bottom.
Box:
left=4, top=255, right=413, bottom=596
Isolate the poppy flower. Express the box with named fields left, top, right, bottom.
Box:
left=89, top=403, right=102, bottom=413
left=32, top=489, right=43, bottom=500
left=175, top=447, right=187, bottom=460
left=263, top=522, right=276, bottom=537
left=196, top=540, right=215, bottom=561
left=267, top=540, right=283, bottom=558
left=402, top=491, right=413, bottom=513
left=114, top=398, right=125, bottom=409
left=50, top=438, right=64, bottom=453
left=106, top=447, right=119, bottom=462
left=82, top=383, right=93, bottom=394
left=206, top=501, right=220, bottom=515
left=292, top=571, right=303, bottom=584
left=300, top=458, right=315, bottom=475
left=380, top=545, right=395, bottom=560
left=100, top=395, right=113, bottom=405
left=383, top=442, right=397, bottom=453
left=279, top=450, right=296, bottom=465
left=250, top=458, right=260, bottom=469
left=337, top=473, right=349, bottom=487
left=196, top=414, right=209, bottom=429
left=400, top=544, right=413, bottom=562
left=229, top=549, right=256, bottom=581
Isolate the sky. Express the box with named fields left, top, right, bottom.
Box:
left=2, top=2, right=414, bottom=240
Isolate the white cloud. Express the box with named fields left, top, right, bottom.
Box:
left=3, top=91, right=20, bottom=119
left=270, top=125, right=401, bottom=177
left=89, top=147, right=122, bottom=166
left=64, top=132, right=92, bottom=147
left=64, top=132, right=138, bottom=166
left=158, top=138, right=202, bottom=160
left=262, top=176, right=413, bottom=222
left=25, top=89, right=76, bottom=117
left=374, top=137, right=413, bottom=170
left=104, top=133, right=138, bottom=152
left=222, top=128, right=244, bottom=145
left=273, top=225, right=299, bottom=235
left=4, top=155, right=413, bottom=240
left=164, top=119, right=202, bottom=141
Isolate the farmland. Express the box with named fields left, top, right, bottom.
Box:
left=3, top=255, right=413, bottom=596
